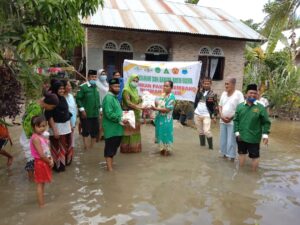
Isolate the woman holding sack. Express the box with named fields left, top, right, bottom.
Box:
left=151, top=81, right=176, bottom=156
left=120, top=74, right=144, bottom=153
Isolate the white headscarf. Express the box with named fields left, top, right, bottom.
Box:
left=96, top=69, right=109, bottom=105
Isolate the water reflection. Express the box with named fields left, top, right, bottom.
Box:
left=0, top=120, right=299, bottom=225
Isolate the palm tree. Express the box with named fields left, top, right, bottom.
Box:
left=262, top=0, right=300, bottom=55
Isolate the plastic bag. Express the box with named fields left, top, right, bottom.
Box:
left=142, top=91, right=156, bottom=108
left=121, top=110, right=136, bottom=128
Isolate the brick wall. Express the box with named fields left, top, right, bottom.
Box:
left=86, top=27, right=246, bottom=95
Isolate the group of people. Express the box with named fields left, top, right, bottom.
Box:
left=77, top=70, right=176, bottom=170
left=1, top=69, right=271, bottom=207
left=7, top=69, right=175, bottom=207
left=194, top=77, right=271, bottom=172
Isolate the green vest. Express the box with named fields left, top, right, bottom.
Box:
left=76, top=82, right=100, bottom=118
left=234, top=102, right=271, bottom=143
left=102, top=92, right=124, bottom=139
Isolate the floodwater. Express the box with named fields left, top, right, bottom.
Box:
left=0, top=119, right=299, bottom=225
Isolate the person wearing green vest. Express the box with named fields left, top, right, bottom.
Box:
left=102, top=78, right=127, bottom=171
left=234, top=84, right=271, bottom=172
left=76, top=70, right=101, bottom=150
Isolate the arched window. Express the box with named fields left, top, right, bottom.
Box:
left=198, top=46, right=225, bottom=81
left=103, top=41, right=118, bottom=51
left=212, top=47, right=224, bottom=56
left=146, top=44, right=168, bottom=54
left=145, top=44, right=168, bottom=61
left=199, top=46, right=211, bottom=55
left=119, top=42, right=133, bottom=52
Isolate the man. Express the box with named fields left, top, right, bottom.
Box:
left=219, top=77, right=244, bottom=160
left=76, top=70, right=101, bottom=149
left=102, top=78, right=127, bottom=171
left=193, top=77, right=218, bottom=150
left=234, top=84, right=271, bottom=171
left=112, top=71, right=124, bottom=103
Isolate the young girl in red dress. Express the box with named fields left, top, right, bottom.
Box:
left=30, top=116, right=54, bottom=208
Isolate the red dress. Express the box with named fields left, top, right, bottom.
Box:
left=30, top=133, right=52, bottom=183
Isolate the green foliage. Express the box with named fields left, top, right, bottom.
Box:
left=242, top=19, right=261, bottom=32
left=264, top=50, right=291, bottom=73
left=185, top=0, right=200, bottom=4
left=0, top=0, right=103, bottom=118
left=262, top=0, right=300, bottom=54
left=265, top=64, right=300, bottom=112
left=244, top=45, right=300, bottom=115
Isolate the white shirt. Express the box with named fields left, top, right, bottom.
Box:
left=49, top=120, right=72, bottom=136
left=194, top=91, right=210, bottom=116
left=219, top=90, right=244, bottom=124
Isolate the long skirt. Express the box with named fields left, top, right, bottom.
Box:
left=120, top=123, right=142, bottom=153
left=49, top=133, right=73, bottom=172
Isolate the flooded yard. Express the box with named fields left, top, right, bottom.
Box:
left=0, top=119, right=299, bottom=225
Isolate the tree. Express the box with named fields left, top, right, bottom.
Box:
left=185, top=0, right=200, bottom=4
left=0, top=0, right=104, bottom=120
left=262, top=0, right=300, bottom=54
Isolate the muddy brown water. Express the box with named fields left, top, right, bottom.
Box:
left=0, top=119, right=299, bottom=225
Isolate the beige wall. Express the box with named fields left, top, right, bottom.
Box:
left=86, top=27, right=246, bottom=95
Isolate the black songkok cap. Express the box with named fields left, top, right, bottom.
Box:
left=246, top=83, right=258, bottom=92
left=88, top=70, right=97, bottom=75
left=108, top=78, right=120, bottom=85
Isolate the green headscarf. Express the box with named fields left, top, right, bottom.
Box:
left=123, top=74, right=140, bottom=103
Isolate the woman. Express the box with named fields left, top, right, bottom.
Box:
left=96, top=69, right=109, bottom=140
left=96, top=69, right=109, bottom=106
left=62, top=80, right=77, bottom=146
left=121, top=74, right=143, bottom=153
left=151, top=81, right=175, bottom=156
left=46, top=81, right=73, bottom=172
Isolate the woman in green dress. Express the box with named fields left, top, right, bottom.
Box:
left=121, top=74, right=143, bottom=153
left=152, top=81, right=175, bottom=156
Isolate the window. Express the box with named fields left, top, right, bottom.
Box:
left=119, top=42, right=133, bottom=52
left=145, top=44, right=168, bottom=61
left=103, top=41, right=118, bottom=51
left=198, top=47, right=225, bottom=81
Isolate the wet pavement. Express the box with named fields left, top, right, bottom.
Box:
left=0, top=119, right=299, bottom=225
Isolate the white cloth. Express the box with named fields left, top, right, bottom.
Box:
left=96, top=80, right=109, bottom=106
left=96, top=69, right=109, bottom=106
left=19, top=130, right=33, bottom=162
left=219, top=90, right=244, bottom=124
left=49, top=120, right=72, bottom=136
left=121, top=110, right=135, bottom=128
left=65, top=93, right=77, bottom=128
left=194, top=91, right=210, bottom=116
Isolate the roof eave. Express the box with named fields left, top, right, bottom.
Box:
left=82, top=24, right=265, bottom=43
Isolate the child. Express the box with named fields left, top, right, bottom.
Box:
left=30, top=116, right=54, bottom=208
left=0, top=122, right=13, bottom=167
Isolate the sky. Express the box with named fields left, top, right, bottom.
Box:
left=171, top=0, right=269, bottom=23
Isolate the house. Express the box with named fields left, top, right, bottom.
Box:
left=78, top=0, right=264, bottom=94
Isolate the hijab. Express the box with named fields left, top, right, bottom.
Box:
left=123, top=74, right=139, bottom=103
left=96, top=69, right=109, bottom=105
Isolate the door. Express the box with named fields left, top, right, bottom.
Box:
left=103, top=51, right=133, bottom=79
